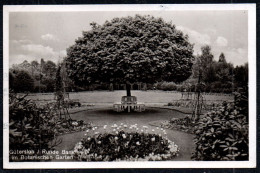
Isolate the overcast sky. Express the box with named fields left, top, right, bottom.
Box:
left=9, top=10, right=248, bottom=66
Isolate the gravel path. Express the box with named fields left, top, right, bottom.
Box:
left=54, top=107, right=195, bottom=161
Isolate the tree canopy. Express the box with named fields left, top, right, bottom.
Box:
left=65, top=15, right=194, bottom=87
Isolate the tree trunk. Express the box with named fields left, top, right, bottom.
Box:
left=126, top=83, right=131, bottom=96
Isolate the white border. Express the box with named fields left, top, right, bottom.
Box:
left=3, top=4, right=256, bottom=169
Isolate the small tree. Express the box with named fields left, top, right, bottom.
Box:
left=55, top=65, right=70, bottom=120
left=65, top=15, right=194, bottom=96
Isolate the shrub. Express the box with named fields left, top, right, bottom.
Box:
left=41, top=77, right=56, bottom=92
left=161, top=82, right=177, bottom=91
left=33, top=84, right=47, bottom=93
left=12, top=70, right=34, bottom=92
left=9, top=92, right=58, bottom=161
left=192, top=91, right=248, bottom=160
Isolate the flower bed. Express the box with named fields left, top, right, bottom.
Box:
left=55, top=119, right=92, bottom=135
left=166, top=116, right=196, bottom=134
left=73, top=124, right=179, bottom=161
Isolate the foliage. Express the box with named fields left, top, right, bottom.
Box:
left=193, top=45, right=214, bottom=82
left=10, top=59, right=58, bottom=93
left=65, top=15, right=194, bottom=87
left=73, top=124, right=179, bottom=161
left=55, top=65, right=64, bottom=100
left=234, top=63, right=248, bottom=88
left=9, top=72, right=15, bottom=89
left=9, top=92, right=57, bottom=160
left=160, top=82, right=177, bottom=91
left=192, top=91, right=248, bottom=160
left=166, top=116, right=195, bottom=134
left=41, top=77, right=56, bottom=92
left=218, top=52, right=227, bottom=63
left=11, top=70, right=34, bottom=92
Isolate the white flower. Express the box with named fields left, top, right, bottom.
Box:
left=156, top=127, right=159, bottom=129
left=161, top=128, right=163, bottom=131
left=151, top=137, right=155, bottom=142
left=98, top=141, right=101, bottom=144
left=72, top=121, right=78, bottom=126
left=115, top=137, right=118, bottom=140
left=94, top=132, right=99, bottom=135
left=141, top=130, right=144, bottom=132
left=136, top=141, right=140, bottom=145
left=124, top=125, right=128, bottom=128
left=152, top=129, right=155, bottom=132
left=122, top=134, right=126, bottom=139
left=113, top=129, right=116, bottom=131
left=84, top=134, right=87, bottom=136
left=136, top=128, right=139, bottom=131
left=86, top=130, right=89, bottom=132
left=87, top=137, right=91, bottom=141
left=116, top=131, right=119, bottom=135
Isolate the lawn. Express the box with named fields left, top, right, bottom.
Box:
left=27, top=90, right=233, bottom=105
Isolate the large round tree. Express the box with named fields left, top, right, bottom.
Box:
left=65, top=15, right=194, bottom=96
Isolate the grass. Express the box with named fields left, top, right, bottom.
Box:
left=26, top=90, right=233, bottom=105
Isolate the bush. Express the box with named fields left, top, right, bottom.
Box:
left=161, top=82, right=177, bottom=91
left=33, top=84, right=47, bottom=93
left=12, top=70, right=34, bottom=92
left=192, top=91, right=248, bottom=160
left=41, top=77, right=56, bottom=92
left=9, top=92, right=57, bottom=161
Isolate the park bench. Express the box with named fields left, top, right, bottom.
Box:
left=113, top=96, right=145, bottom=112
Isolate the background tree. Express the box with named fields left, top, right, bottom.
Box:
left=218, top=52, right=227, bottom=63
left=234, top=63, right=248, bottom=88
left=44, top=60, right=57, bottom=77
left=12, top=70, right=34, bottom=92
left=193, top=45, right=216, bottom=83
left=65, top=15, right=194, bottom=96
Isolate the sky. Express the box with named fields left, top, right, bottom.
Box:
left=9, top=10, right=248, bottom=66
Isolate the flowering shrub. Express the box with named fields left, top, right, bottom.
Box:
left=73, top=124, right=179, bottom=161
left=192, top=91, right=248, bottom=161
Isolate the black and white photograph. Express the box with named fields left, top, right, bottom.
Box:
left=3, top=4, right=256, bottom=168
